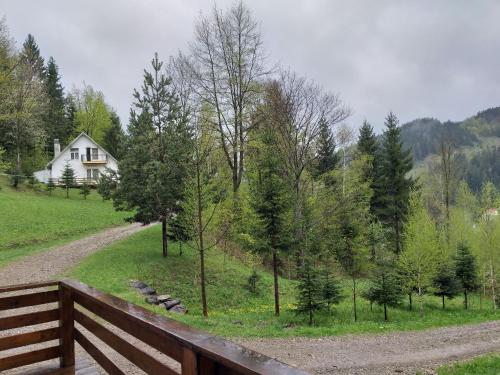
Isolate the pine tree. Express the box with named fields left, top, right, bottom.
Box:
left=455, top=242, right=479, bottom=309
left=296, top=260, right=325, bottom=325
left=60, top=161, right=75, bottom=198
left=357, top=120, right=383, bottom=217
left=169, top=207, right=192, bottom=256
left=19, top=34, right=45, bottom=78
left=377, top=112, right=413, bottom=254
left=322, top=270, right=344, bottom=310
left=80, top=181, right=90, bottom=199
left=46, top=178, right=55, bottom=196
left=247, top=270, right=261, bottom=294
left=312, top=118, right=339, bottom=180
left=357, top=120, right=378, bottom=157
left=102, top=111, right=126, bottom=160
left=364, top=264, right=403, bottom=321
left=43, top=57, right=69, bottom=154
left=114, top=54, right=192, bottom=257
left=96, top=168, right=117, bottom=201
left=432, top=262, right=460, bottom=309
left=250, top=121, right=290, bottom=316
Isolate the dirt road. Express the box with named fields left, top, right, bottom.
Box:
left=237, top=320, right=500, bottom=374
left=0, top=222, right=151, bottom=286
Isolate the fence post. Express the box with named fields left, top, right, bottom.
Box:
left=59, top=282, right=75, bottom=368
left=182, top=347, right=198, bottom=375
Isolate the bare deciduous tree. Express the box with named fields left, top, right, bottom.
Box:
left=188, top=1, right=267, bottom=194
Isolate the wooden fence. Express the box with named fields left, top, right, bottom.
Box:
left=0, top=280, right=307, bottom=374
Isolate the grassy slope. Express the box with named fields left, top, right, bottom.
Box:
left=0, top=180, right=130, bottom=266
left=437, top=354, right=500, bottom=375
left=69, top=226, right=500, bottom=338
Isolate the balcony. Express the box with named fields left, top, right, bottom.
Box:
left=0, top=280, right=306, bottom=375
left=81, top=154, right=108, bottom=165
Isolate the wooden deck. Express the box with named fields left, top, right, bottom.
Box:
left=20, top=358, right=98, bottom=375
left=0, top=280, right=308, bottom=374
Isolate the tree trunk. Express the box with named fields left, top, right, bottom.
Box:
left=293, top=180, right=304, bottom=267
left=161, top=218, right=168, bottom=257
left=195, top=158, right=208, bottom=318
left=464, top=290, right=468, bottom=310
left=200, top=247, right=208, bottom=318
left=418, top=286, right=424, bottom=318
left=179, top=242, right=183, bottom=256
left=273, top=249, right=280, bottom=316
left=352, top=277, right=357, bottom=322
left=408, top=293, right=412, bottom=311
left=491, top=262, right=497, bottom=310
left=442, top=295, right=445, bottom=310
left=66, top=186, right=69, bottom=199
left=309, top=309, right=313, bottom=326
left=14, top=119, right=21, bottom=190
left=395, top=216, right=401, bottom=254
left=384, top=303, right=388, bottom=321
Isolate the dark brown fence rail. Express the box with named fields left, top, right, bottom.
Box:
left=0, top=280, right=308, bottom=375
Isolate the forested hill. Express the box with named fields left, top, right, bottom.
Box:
left=400, top=106, right=500, bottom=191
left=400, top=118, right=476, bottom=161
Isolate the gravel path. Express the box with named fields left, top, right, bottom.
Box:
left=236, top=320, right=500, bottom=374
left=0, top=222, right=151, bottom=286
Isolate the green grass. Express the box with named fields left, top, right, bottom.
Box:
left=0, top=179, right=130, bottom=266
left=68, top=226, right=500, bottom=338
left=437, top=354, right=500, bottom=375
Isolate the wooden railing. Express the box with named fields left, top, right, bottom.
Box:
left=49, top=177, right=100, bottom=186
left=0, top=280, right=307, bottom=374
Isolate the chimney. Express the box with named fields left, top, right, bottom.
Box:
left=54, top=139, right=60, bottom=157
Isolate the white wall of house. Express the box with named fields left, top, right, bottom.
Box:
left=34, top=133, right=118, bottom=183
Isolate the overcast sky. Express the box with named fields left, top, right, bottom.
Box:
left=2, top=0, right=499, bottom=132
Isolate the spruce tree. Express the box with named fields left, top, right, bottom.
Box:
left=357, top=120, right=378, bottom=157
left=80, top=180, right=90, bottom=200
left=322, top=270, right=344, bottom=310
left=169, top=207, right=192, bottom=256
left=96, top=168, right=117, bottom=201
left=377, top=112, right=413, bottom=254
left=357, top=120, right=383, bottom=217
left=433, top=262, right=460, bottom=309
left=114, top=53, right=192, bottom=257
left=250, top=121, right=290, bottom=316
left=20, top=34, right=45, bottom=78
left=455, top=242, right=479, bottom=309
left=103, top=111, right=126, bottom=160
left=364, top=264, right=403, bottom=321
left=296, top=260, right=325, bottom=325
left=46, top=178, right=55, bottom=196
left=43, top=57, right=69, bottom=154
left=312, top=118, right=339, bottom=179
left=60, top=161, right=75, bottom=198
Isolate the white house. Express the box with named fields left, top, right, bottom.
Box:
left=34, top=132, right=118, bottom=184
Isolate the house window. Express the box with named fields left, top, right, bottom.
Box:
left=92, top=148, right=98, bottom=160
left=87, top=169, right=92, bottom=180
left=92, top=169, right=99, bottom=180
left=70, top=148, right=79, bottom=160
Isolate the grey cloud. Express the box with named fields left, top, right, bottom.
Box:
left=1, top=0, right=499, bottom=131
